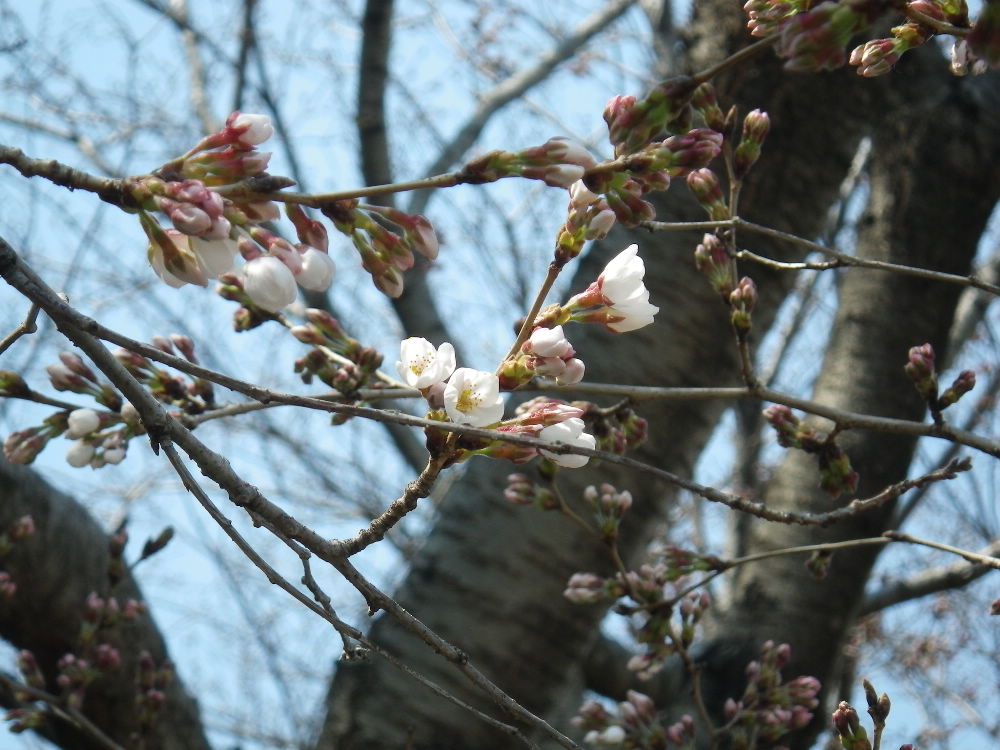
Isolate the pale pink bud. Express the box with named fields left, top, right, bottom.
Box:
left=295, top=246, right=336, bottom=291
left=66, top=409, right=101, bottom=439
left=585, top=209, right=616, bottom=240
left=557, top=358, right=585, bottom=385
left=544, top=137, right=597, bottom=168
left=525, top=325, right=572, bottom=358
left=539, top=418, right=595, bottom=468
left=228, top=112, right=274, bottom=147
left=66, top=440, right=96, bottom=467
left=242, top=256, right=298, bottom=312
left=569, top=180, right=601, bottom=207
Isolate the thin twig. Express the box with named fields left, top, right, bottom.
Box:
left=0, top=302, right=40, bottom=355
left=0, top=673, right=126, bottom=750
left=883, top=531, right=1000, bottom=569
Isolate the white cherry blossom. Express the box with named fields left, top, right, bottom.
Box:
left=396, top=338, right=456, bottom=389
left=443, top=368, right=504, bottom=426
left=599, top=244, right=659, bottom=332
left=539, top=417, right=596, bottom=468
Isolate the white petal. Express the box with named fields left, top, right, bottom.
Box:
left=242, top=256, right=298, bottom=312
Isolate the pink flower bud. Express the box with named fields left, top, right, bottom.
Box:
left=295, top=246, right=336, bottom=291
left=227, top=111, right=274, bottom=147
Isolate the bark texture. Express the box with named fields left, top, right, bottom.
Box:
left=0, top=459, right=211, bottom=750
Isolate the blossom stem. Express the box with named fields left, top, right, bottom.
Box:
left=500, top=262, right=562, bottom=368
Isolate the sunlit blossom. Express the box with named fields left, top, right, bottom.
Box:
left=598, top=244, right=659, bottom=332
left=396, top=338, right=456, bottom=389
left=443, top=368, right=504, bottom=426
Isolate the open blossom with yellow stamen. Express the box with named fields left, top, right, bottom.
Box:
left=396, top=338, right=456, bottom=390
left=443, top=368, right=504, bottom=427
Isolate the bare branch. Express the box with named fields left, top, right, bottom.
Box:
left=861, top=539, right=1000, bottom=615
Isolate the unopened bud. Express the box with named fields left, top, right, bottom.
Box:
left=686, top=168, right=728, bottom=220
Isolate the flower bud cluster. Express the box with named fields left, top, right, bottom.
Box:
left=136, top=650, right=174, bottom=732
left=744, top=0, right=799, bottom=37
left=733, top=109, right=771, bottom=179
left=763, top=405, right=859, bottom=498
left=572, top=690, right=667, bottom=748
left=651, top=544, right=727, bottom=580
left=0, top=516, right=36, bottom=564
left=566, top=244, right=659, bottom=333
left=554, top=181, right=618, bottom=263
left=583, top=483, right=633, bottom=542
left=729, top=276, right=758, bottom=333
left=724, top=641, right=821, bottom=748
left=832, top=700, right=871, bottom=750
left=498, top=325, right=585, bottom=389
left=115, top=340, right=212, bottom=414
left=691, top=82, right=727, bottom=132
left=319, top=199, right=436, bottom=299
left=292, top=309, right=383, bottom=400
left=460, top=137, right=596, bottom=189
left=46, top=352, right=122, bottom=410
left=903, top=343, right=977, bottom=418
left=582, top=127, right=722, bottom=228
left=504, top=473, right=558, bottom=510
left=694, top=233, right=734, bottom=298
left=130, top=112, right=343, bottom=314
left=603, top=76, right=698, bottom=157
left=629, top=588, right=710, bottom=679
left=686, top=168, right=729, bottom=220
left=772, top=1, right=879, bottom=72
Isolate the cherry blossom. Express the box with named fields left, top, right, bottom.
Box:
left=242, top=255, right=298, bottom=312
left=539, top=417, right=596, bottom=468
left=396, top=338, right=456, bottom=389
left=443, top=368, right=505, bottom=426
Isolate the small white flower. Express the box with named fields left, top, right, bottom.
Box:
left=66, top=408, right=101, bottom=439
left=396, top=338, right=456, bottom=389
left=295, top=247, right=337, bottom=291
left=597, top=725, right=626, bottom=744
left=242, top=255, right=298, bottom=312
left=66, top=440, right=96, bottom=468
left=230, top=112, right=274, bottom=146
left=526, top=325, right=572, bottom=358
left=539, top=417, right=595, bottom=468
left=443, top=368, right=504, bottom=426
left=599, top=244, right=659, bottom=332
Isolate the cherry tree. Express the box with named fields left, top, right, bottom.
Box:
left=1, top=1, right=999, bottom=749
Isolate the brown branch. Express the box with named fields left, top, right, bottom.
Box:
left=0, top=235, right=582, bottom=750
left=0, top=146, right=129, bottom=207
left=860, top=538, right=1000, bottom=615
